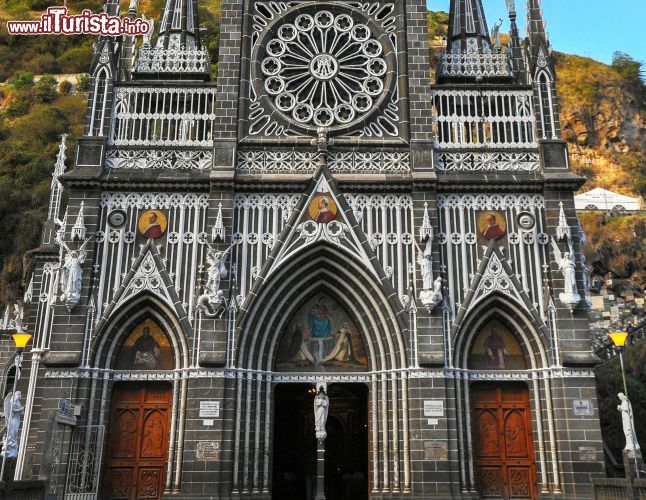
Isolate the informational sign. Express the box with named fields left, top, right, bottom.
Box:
left=424, top=400, right=444, bottom=417
left=202, top=419, right=214, bottom=427
left=424, top=441, right=448, bottom=461
left=59, top=398, right=73, bottom=416
left=56, top=398, right=77, bottom=426
left=199, top=401, right=220, bottom=418
left=579, top=446, right=597, bottom=462
left=573, top=400, right=592, bottom=416
left=196, top=441, right=220, bottom=461
left=427, top=419, right=439, bottom=426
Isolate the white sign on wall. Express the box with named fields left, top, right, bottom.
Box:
left=424, top=400, right=444, bottom=417
left=199, top=401, right=221, bottom=418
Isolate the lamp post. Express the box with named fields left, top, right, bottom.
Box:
left=609, top=332, right=629, bottom=396
left=0, top=329, right=32, bottom=483
left=608, top=331, right=642, bottom=480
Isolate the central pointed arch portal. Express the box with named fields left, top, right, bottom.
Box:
left=231, top=243, right=413, bottom=496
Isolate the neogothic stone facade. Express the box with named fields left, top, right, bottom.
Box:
left=5, top=0, right=606, bottom=498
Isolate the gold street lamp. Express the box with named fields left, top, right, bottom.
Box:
left=609, top=331, right=630, bottom=397
left=0, top=328, right=32, bottom=483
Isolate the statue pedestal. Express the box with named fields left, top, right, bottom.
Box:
left=315, top=438, right=326, bottom=500
left=623, top=449, right=644, bottom=480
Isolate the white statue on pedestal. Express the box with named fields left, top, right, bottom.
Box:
left=618, top=392, right=641, bottom=452
left=57, top=237, right=92, bottom=309
left=195, top=243, right=233, bottom=317
left=313, top=387, right=329, bottom=440
left=2, top=391, right=24, bottom=458
left=551, top=238, right=581, bottom=312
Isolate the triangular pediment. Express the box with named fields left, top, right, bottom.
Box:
left=264, top=166, right=381, bottom=282
left=454, top=242, right=544, bottom=330
left=102, top=240, right=185, bottom=321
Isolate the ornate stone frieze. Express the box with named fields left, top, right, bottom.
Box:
left=435, top=151, right=540, bottom=171
left=236, top=150, right=410, bottom=174
left=437, top=50, right=512, bottom=78
left=105, top=149, right=213, bottom=170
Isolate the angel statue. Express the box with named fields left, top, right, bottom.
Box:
left=313, top=386, right=329, bottom=440
left=195, top=243, right=234, bottom=318
left=550, top=238, right=580, bottom=312
left=2, top=391, right=24, bottom=458
left=58, top=237, right=92, bottom=309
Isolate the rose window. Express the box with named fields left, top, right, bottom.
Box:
left=259, top=10, right=391, bottom=130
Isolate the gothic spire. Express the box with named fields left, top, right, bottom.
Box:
left=526, top=0, right=551, bottom=70
left=133, top=0, right=209, bottom=79
left=446, top=0, right=491, bottom=54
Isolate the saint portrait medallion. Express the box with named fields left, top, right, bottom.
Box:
left=308, top=194, right=338, bottom=224
left=137, top=210, right=168, bottom=239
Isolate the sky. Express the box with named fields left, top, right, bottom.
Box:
left=427, top=0, right=646, bottom=65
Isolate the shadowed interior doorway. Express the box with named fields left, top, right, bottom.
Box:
left=272, top=383, right=368, bottom=500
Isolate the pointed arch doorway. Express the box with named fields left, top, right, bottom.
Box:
left=468, top=320, right=538, bottom=499
left=101, top=319, right=175, bottom=499
left=272, top=383, right=368, bottom=500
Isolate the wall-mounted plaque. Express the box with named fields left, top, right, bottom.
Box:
left=579, top=446, right=597, bottom=462
left=573, top=400, right=592, bottom=416
left=424, top=400, right=444, bottom=417
left=200, top=401, right=221, bottom=418
left=196, top=441, right=220, bottom=461
left=424, top=441, right=448, bottom=461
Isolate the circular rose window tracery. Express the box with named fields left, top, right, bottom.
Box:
left=258, top=9, right=392, bottom=131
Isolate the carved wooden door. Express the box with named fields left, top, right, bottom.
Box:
left=103, top=384, right=172, bottom=499
left=472, top=385, right=537, bottom=499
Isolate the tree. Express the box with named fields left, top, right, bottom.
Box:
left=612, top=52, right=646, bottom=95
left=9, top=71, right=34, bottom=92
left=35, top=75, right=58, bottom=103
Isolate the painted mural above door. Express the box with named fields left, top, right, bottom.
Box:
left=468, top=319, right=527, bottom=371
left=116, top=319, right=174, bottom=370
left=276, top=294, right=368, bottom=372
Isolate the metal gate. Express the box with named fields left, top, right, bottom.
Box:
left=64, top=425, right=105, bottom=500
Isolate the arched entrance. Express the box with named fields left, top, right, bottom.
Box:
left=100, top=318, right=176, bottom=499
left=232, top=244, right=411, bottom=495
left=462, top=316, right=540, bottom=499
left=272, top=383, right=368, bottom=500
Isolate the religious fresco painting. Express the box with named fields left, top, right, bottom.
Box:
left=116, top=319, right=174, bottom=370
left=476, top=210, right=507, bottom=245
left=276, top=294, right=368, bottom=371
left=308, top=194, right=338, bottom=224
left=137, top=210, right=168, bottom=239
left=468, top=320, right=526, bottom=370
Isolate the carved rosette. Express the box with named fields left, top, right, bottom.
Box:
left=248, top=2, right=401, bottom=139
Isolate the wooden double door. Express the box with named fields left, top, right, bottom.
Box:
left=472, top=384, right=537, bottom=499
left=102, top=383, right=172, bottom=499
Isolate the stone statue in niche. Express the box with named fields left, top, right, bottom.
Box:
left=313, top=387, right=329, bottom=440
left=2, top=391, right=24, bottom=458
left=417, top=239, right=443, bottom=312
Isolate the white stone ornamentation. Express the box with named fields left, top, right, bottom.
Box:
left=57, top=237, right=92, bottom=309
left=105, top=149, right=213, bottom=170
left=260, top=10, right=389, bottom=130
left=550, top=237, right=580, bottom=312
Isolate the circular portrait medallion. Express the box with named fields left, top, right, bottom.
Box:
left=308, top=194, right=338, bottom=224
left=137, top=210, right=168, bottom=239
